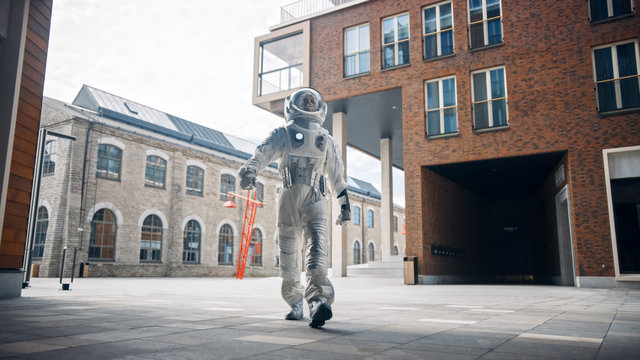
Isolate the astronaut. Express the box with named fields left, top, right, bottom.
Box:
left=239, top=88, right=350, bottom=328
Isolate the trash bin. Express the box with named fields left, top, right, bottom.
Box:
left=403, top=256, right=417, bottom=285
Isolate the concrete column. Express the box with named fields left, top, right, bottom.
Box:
left=331, top=112, right=348, bottom=277
left=380, top=138, right=394, bottom=262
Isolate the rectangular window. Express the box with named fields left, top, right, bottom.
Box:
left=259, top=32, right=304, bottom=96
left=220, top=174, right=236, bottom=200
left=382, top=13, right=410, bottom=69
left=43, top=140, right=56, bottom=176
left=589, top=0, right=634, bottom=23
left=145, top=156, right=166, bottom=188
left=468, top=0, right=503, bottom=49
left=471, top=66, right=508, bottom=130
left=423, top=2, right=454, bottom=60
left=593, top=40, right=640, bottom=113
left=96, top=144, right=122, bottom=181
left=425, top=76, right=458, bottom=136
left=344, top=24, right=370, bottom=77
left=186, top=166, right=204, bottom=196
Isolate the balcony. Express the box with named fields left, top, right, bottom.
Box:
left=280, top=0, right=367, bottom=24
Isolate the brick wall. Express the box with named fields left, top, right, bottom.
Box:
left=305, top=0, right=640, bottom=278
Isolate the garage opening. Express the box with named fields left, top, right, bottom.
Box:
left=422, top=151, right=571, bottom=285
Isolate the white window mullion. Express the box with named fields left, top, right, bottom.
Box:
left=486, top=71, right=493, bottom=127
left=606, top=0, right=614, bottom=17
left=436, top=6, right=442, bottom=56
left=482, top=0, right=489, bottom=46
left=355, top=27, right=360, bottom=73
left=611, top=45, right=622, bottom=109
left=394, top=20, right=399, bottom=65
left=439, top=81, right=445, bottom=131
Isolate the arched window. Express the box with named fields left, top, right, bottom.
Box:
left=394, top=215, right=398, bottom=232
left=250, top=228, right=262, bottom=265
left=145, top=156, right=166, bottom=188
left=140, top=215, right=162, bottom=262
left=89, top=209, right=117, bottom=260
left=182, top=220, right=201, bottom=263
left=43, top=140, right=56, bottom=175
left=218, top=224, right=234, bottom=265
left=393, top=245, right=399, bottom=256
left=186, top=166, right=204, bottom=195
left=220, top=174, right=236, bottom=200
left=368, top=242, right=375, bottom=261
left=367, top=209, right=374, bottom=228
left=33, top=206, right=49, bottom=258
left=353, top=241, right=361, bottom=265
left=97, top=144, right=122, bottom=180
left=353, top=206, right=361, bottom=225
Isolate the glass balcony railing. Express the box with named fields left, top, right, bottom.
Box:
left=280, top=0, right=364, bottom=23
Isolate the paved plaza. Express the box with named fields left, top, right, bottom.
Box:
left=1, top=276, right=639, bottom=359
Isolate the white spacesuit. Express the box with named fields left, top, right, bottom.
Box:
left=239, top=88, right=350, bottom=328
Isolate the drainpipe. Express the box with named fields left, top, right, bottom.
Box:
left=361, top=197, right=366, bottom=264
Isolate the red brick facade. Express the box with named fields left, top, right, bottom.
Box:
left=263, top=0, right=640, bottom=283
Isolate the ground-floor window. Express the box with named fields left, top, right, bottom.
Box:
left=89, top=209, right=117, bottom=260
left=183, top=220, right=201, bottom=263
left=353, top=241, right=361, bottom=265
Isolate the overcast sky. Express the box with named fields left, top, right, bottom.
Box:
left=43, top=0, right=405, bottom=206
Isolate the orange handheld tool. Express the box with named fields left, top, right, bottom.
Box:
left=227, top=191, right=266, bottom=279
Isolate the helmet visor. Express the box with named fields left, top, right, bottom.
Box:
left=291, top=90, right=322, bottom=112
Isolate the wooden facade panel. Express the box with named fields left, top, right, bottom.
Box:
left=0, top=255, right=23, bottom=269
left=28, top=12, right=50, bottom=42
left=15, top=122, right=39, bottom=146
left=10, top=159, right=35, bottom=181
left=2, top=214, right=29, bottom=231
left=25, top=27, right=47, bottom=54
left=17, top=84, right=43, bottom=112
left=12, top=131, right=37, bottom=155
left=22, top=54, right=46, bottom=83
left=17, top=109, right=40, bottom=130
left=6, top=188, right=31, bottom=205
left=10, top=148, right=36, bottom=169
left=25, top=38, right=47, bottom=66
left=8, top=174, right=33, bottom=193
left=19, top=75, right=45, bottom=102
left=4, top=200, right=30, bottom=217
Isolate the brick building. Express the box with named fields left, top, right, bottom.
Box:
left=31, top=85, right=404, bottom=278
left=252, top=0, right=640, bottom=287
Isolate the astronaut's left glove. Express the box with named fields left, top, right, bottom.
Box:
left=238, top=166, right=257, bottom=190
left=335, top=189, right=351, bottom=225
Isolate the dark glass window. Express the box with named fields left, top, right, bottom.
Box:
left=89, top=209, right=117, bottom=260
left=218, top=224, right=234, bottom=265
left=33, top=206, right=48, bottom=258
left=250, top=228, right=262, bottom=266
left=43, top=140, right=56, bottom=176
left=368, top=242, right=375, bottom=261
left=590, top=0, right=634, bottom=22
left=182, top=220, right=201, bottom=263
left=367, top=209, right=374, bottom=228
left=220, top=174, right=235, bottom=200
left=423, top=2, right=454, bottom=60
left=472, top=67, right=508, bottom=130
left=468, top=0, right=503, bottom=49
left=140, top=215, right=162, bottom=262
left=382, top=13, right=410, bottom=68
left=593, top=41, right=640, bottom=112
left=353, top=206, right=361, bottom=225
left=345, top=24, right=370, bottom=77
left=186, top=165, right=204, bottom=195
left=353, top=241, right=361, bottom=264
left=259, top=32, right=303, bottom=96
left=145, top=156, right=166, bottom=188
left=96, top=144, right=122, bottom=180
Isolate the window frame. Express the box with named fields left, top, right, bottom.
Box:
left=367, top=209, right=375, bottom=228
left=471, top=65, right=509, bottom=131
left=382, top=13, right=411, bottom=69
left=43, top=140, right=56, bottom=176
left=353, top=205, right=361, bottom=225
left=425, top=75, right=458, bottom=136
left=33, top=206, right=48, bottom=259
left=218, top=224, right=234, bottom=265
left=422, top=1, right=455, bottom=60
left=88, top=209, right=117, bottom=261
left=368, top=242, right=375, bottom=261
left=258, top=32, right=304, bottom=97
left=144, top=155, right=167, bottom=189
left=467, top=0, right=503, bottom=50
left=591, top=39, right=640, bottom=114
left=220, top=173, right=236, bottom=201
left=182, top=220, right=201, bottom=264
left=96, top=144, right=123, bottom=181
left=353, top=240, right=361, bottom=265
left=140, top=214, right=163, bottom=263
left=344, top=23, right=371, bottom=78
left=588, top=0, right=635, bottom=23
left=250, top=228, right=262, bottom=266
left=186, top=165, right=204, bottom=196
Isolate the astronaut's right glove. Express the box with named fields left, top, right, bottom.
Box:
left=238, top=166, right=257, bottom=190
left=335, top=189, right=351, bottom=225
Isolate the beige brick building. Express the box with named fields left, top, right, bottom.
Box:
left=32, top=85, right=404, bottom=278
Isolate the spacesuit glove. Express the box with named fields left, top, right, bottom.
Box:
left=335, top=189, right=351, bottom=225
left=238, top=167, right=257, bottom=190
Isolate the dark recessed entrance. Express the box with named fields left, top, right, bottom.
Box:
left=423, top=151, right=570, bottom=285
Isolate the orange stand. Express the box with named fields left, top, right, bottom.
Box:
left=227, top=191, right=266, bottom=279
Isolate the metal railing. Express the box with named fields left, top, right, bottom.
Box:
left=280, top=0, right=361, bottom=23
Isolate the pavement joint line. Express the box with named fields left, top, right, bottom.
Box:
left=245, top=314, right=285, bottom=319
left=235, top=334, right=317, bottom=346
left=471, top=309, right=516, bottom=313
left=445, top=305, right=484, bottom=308
left=378, top=307, right=419, bottom=311
left=518, top=333, right=603, bottom=344
left=418, top=318, right=477, bottom=324
left=204, top=307, right=244, bottom=311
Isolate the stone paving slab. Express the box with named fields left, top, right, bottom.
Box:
left=0, top=277, right=638, bottom=359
